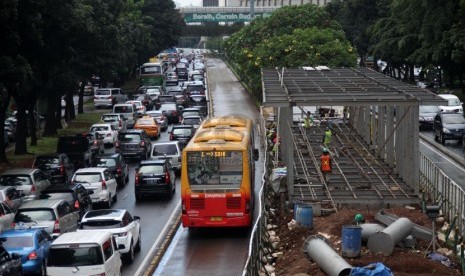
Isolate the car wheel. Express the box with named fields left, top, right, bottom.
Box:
left=125, top=241, right=135, bottom=263
left=135, top=232, right=141, bottom=252
left=40, top=261, right=46, bottom=276
left=113, top=192, right=118, bottom=202
left=434, top=133, right=438, bottom=142
left=135, top=193, right=142, bottom=202
left=107, top=193, right=112, bottom=208
left=125, top=173, right=129, bottom=182
left=440, top=132, right=446, bottom=145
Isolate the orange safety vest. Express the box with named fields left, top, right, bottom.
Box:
left=321, top=154, right=331, bottom=172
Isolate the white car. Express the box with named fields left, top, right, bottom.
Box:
left=437, top=94, right=463, bottom=114
left=78, top=209, right=141, bottom=263
left=146, top=88, right=162, bottom=101
left=72, top=168, right=118, bottom=208
left=90, top=123, right=119, bottom=146
left=125, top=100, right=146, bottom=116
left=100, top=113, right=127, bottom=132
left=0, top=202, right=14, bottom=233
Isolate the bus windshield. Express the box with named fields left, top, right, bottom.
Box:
left=187, top=151, right=243, bottom=187
left=140, top=65, right=162, bottom=75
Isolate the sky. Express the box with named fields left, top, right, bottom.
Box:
left=174, top=0, right=202, bottom=8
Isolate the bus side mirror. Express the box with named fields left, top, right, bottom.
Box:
left=253, top=149, right=259, bottom=161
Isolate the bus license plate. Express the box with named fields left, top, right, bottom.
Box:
left=210, top=217, right=222, bottom=222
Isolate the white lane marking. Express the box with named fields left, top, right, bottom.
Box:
left=420, top=141, right=465, bottom=173
left=134, top=201, right=181, bottom=276
left=152, top=225, right=184, bottom=275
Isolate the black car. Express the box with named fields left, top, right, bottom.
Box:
left=169, top=125, right=195, bottom=149
left=433, top=112, right=465, bottom=144
left=115, top=129, right=152, bottom=161
left=39, top=183, right=93, bottom=220
left=134, top=159, right=176, bottom=201
left=84, top=132, right=104, bottom=161
left=33, top=153, right=75, bottom=183
left=94, top=153, right=129, bottom=188
left=166, top=89, right=188, bottom=107
left=57, top=134, right=93, bottom=169
left=188, top=95, right=208, bottom=117
left=159, top=103, right=180, bottom=124
left=0, top=243, right=22, bottom=276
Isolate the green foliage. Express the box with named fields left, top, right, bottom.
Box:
left=224, top=4, right=356, bottom=102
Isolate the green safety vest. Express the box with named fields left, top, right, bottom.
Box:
left=324, top=130, right=332, bottom=145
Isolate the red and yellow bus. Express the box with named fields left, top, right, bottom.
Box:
left=181, top=115, right=259, bottom=228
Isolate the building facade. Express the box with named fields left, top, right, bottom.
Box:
left=203, top=0, right=219, bottom=6
left=228, top=0, right=332, bottom=6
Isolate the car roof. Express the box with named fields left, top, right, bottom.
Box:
left=95, top=153, right=120, bottom=159
left=119, top=129, right=144, bottom=134
left=438, top=94, right=459, bottom=99
left=153, top=141, right=179, bottom=146
left=102, top=113, right=122, bottom=117
left=19, top=199, right=64, bottom=209
left=139, top=160, right=167, bottom=166
left=91, top=123, right=112, bottom=127
left=183, top=115, right=202, bottom=119
left=172, top=125, right=193, bottom=129
left=52, top=230, right=113, bottom=245
left=1, top=168, right=38, bottom=176
left=75, top=167, right=107, bottom=173
left=82, top=209, right=125, bottom=220
left=42, top=184, right=77, bottom=192
left=0, top=228, right=43, bottom=237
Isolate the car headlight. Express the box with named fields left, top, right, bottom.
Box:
left=443, top=128, right=451, bottom=133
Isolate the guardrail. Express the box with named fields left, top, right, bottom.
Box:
left=419, top=152, right=465, bottom=238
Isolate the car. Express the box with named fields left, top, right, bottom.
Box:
left=181, top=115, right=203, bottom=130
left=113, top=103, right=138, bottom=129
left=0, top=242, right=22, bottom=276
left=145, top=87, right=162, bottom=102
left=94, top=153, right=129, bottom=188
left=125, top=100, right=146, bottom=116
left=419, top=105, right=440, bottom=130
left=180, top=107, right=203, bottom=121
left=89, top=123, right=119, bottom=147
left=72, top=167, right=118, bottom=208
left=188, top=95, right=209, bottom=117
left=0, top=169, right=51, bottom=200
left=0, top=186, right=23, bottom=212
left=0, top=228, right=52, bottom=275
left=159, top=103, right=180, bottom=124
left=146, top=110, right=168, bottom=131
left=150, top=141, right=182, bottom=174
left=4, top=121, right=15, bottom=142
left=39, top=183, right=93, bottom=220
left=131, top=94, right=154, bottom=111
left=0, top=202, right=15, bottom=233
left=115, top=129, right=152, bottom=161
left=176, top=66, right=189, bottom=81
left=155, top=95, right=177, bottom=111
left=81, top=80, right=94, bottom=96
left=185, top=83, right=205, bottom=96
left=13, top=199, right=80, bottom=238
left=166, top=88, right=188, bottom=107
left=437, top=94, right=463, bottom=114
left=84, top=131, right=105, bottom=160
left=78, top=209, right=141, bottom=263
left=135, top=160, right=176, bottom=201
left=100, top=113, right=127, bottom=132
left=169, top=124, right=195, bottom=149
left=134, top=116, right=161, bottom=139
left=433, top=112, right=465, bottom=144
left=47, top=230, right=122, bottom=276
left=57, top=135, right=93, bottom=169
left=165, top=71, right=179, bottom=86
left=33, top=153, right=75, bottom=184
left=93, top=88, right=127, bottom=108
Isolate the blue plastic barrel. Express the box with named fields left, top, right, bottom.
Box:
left=295, top=204, right=313, bottom=228
left=341, top=225, right=362, bottom=258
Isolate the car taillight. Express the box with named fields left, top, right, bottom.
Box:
left=60, top=164, right=65, bottom=175
left=173, top=111, right=178, bottom=116
left=135, top=173, right=140, bottom=186
left=115, top=141, right=120, bottom=148
left=107, top=96, right=113, bottom=99
left=27, top=251, right=38, bottom=260
left=11, top=222, right=15, bottom=228
left=93, top=140, right=98, bottom=145
left=170, top=133, right=174, bottom=140
left=102, top=180, right=107, bottom=190
left=74, top=200, right=80, bottom=209
left=53, top=220, right=60, bottom=233
left=182, top=200, right=186, bottom=215
left=140, top=141, right=145, bottom=148
left=165, top=171, right=171, bottom=184
left=117, top=166, right=123, bottom=175
left=31, top=185, right=36, bottom=193
left=119, top=121, right=122, bottom=127
left=245, top=199, right=251, bottom=214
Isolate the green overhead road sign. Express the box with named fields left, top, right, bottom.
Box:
left=183, top=12, right=272, bottom=23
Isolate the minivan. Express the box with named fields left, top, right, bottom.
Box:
left=437, top=94, right=463, bottom=114
left=72, top=168, right=118, bottom=208
left=47, top=230, right=122, bottom=276
left=113, top=103, right=138, bottom=129
left=151, top=141, right=181, bottom=174
left=94, top=88, right=127, bottom=108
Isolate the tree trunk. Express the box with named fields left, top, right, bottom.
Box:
left=65, top=92, right=74, bottom=121
left=14, top=102, right=28, bottom=155
left=43, top=92, right=58, bottom=137
left=29, top=104, right=37, bottom=146
left=78, top=80, right=85, bottom=114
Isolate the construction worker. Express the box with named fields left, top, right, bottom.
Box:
left=320, top=147, right=332, bottom=182
left=322, top=126, right=332, bottom=147
left=304, top=111, right=313, bottom=128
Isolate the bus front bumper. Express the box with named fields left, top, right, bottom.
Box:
left=181, top=214, right=251, bottom=228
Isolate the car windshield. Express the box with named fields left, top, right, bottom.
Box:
left=127, top=101, right=141, bottom=107
left=182, top=112, right=199, bottom=117
left=446, top=98, right=461, bottom=106
left=443, top=114, right=465, bottom=124
left=1, top=236, right=34, bottom=248
left=172, top=128, right=192, bottom=136
left=146, top=89, right=161, bottom=94
left=80, top=220, right=122, bottom=229
left=113, top=106, right=133, bottom=113
left=90, top=126, right=109, bottom=132
left=15, top=209, right=56, bottom=222
left=95, top=158, right=117, bottom=167
left=74, top=173, right=102, bottom=183
left=138, top=165, right=164, bottom=174
left=137, top=119, right=154, bottom=126
left=48, top=246, right=104, bottom=266
left=118, top=134, right=141, bottom=142
left=40, top=192, right=74, bottom=202
left=190, top=97, right=206, bottom=104
left=35, top=157, right=60, bottom=166
left=102, top=115, right=118, bottom=121
left=153, top=144, right=178, bottom=155
left=95, top=90, right=110, bottom=96
left=0, top=175, right=32, bottom=186
left=183, top=118, right=200, bottom=125
left=420, top=106, right=440, bottom=113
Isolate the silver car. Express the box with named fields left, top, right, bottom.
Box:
left=0, top=186, right=23, bottom=211
left=94, top=88, right=127, bottom=108
left=100, top=113, right=127, bottom=132
left=0, top=168, right=51, bottom=200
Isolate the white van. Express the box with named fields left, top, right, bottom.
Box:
left=113, top=103, right=138, bottom=129
left=47, top=230, right=122, bottom=276
left=151, top=141, right=181, bottom=173
left=438, top=94, right=463, bottom=114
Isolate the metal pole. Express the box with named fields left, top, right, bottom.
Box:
left=250, top=0, right=255, bottom=18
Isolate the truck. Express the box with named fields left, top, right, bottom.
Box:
left=57, top=134, right=93, bottom=169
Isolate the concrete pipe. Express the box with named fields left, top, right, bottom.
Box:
left=304, top=235, right=352, bottom=276
left=360, top=223, right=386, bottom=243
left=367, top=217, right=414, bottom=256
